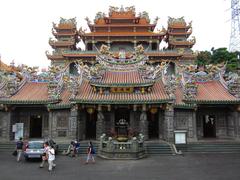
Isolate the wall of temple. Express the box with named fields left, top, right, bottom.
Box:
left=49, top=109, right=71, bottom=141
left=174, top=109, right=197, bottom=142
left=10, top=107, right=49, bottom=140
left=196, top=107, right=239, bottom=139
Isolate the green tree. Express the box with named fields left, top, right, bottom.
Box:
left=196, top=48, right=239, bottom=72
left=196, top=51, right=212, bottom=66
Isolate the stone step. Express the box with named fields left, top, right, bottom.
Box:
left=176, top=143, right=240, bottom=153
left=146, top=143, right=173, bottom=155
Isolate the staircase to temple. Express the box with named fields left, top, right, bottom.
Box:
left=145, top=142, right=174, bottom=155
left=0, top=142, right=15, bottom=152
left=1, top=141, right=240, bottom=154
left=176, top=142, right=240, bottom=153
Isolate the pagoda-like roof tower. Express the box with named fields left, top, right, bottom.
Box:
left=80, top=6, right=165, bottom=42
left=46, top=6, right=196, bottom=67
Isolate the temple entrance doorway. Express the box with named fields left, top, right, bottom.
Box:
left=147, top=110, right=159, bottom=139
left=203, top=115, right=216, bottom=138
left=86, top=110, right=97, bottom=139
left=115, top=108, right=130, bottom=136
left=30, top=115, right=42, bottom=138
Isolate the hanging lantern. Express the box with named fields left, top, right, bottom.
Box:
left=87, top=107, right=95, bottom=114
left=150, top=107, right=158, bottom=114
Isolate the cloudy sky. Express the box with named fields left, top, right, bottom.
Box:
left=0, top=0, right=231, bottom=68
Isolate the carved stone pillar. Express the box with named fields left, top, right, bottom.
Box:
left=78, top=111, right=86, bottom=140
left=48, top=111, right=53, bottom=139
left=163, top=104, right=174, bottom=142
left=69, top=105, right=78, bottom=140
left=96, top=111, right=104, bottom=140
left=188, top=110, right=197, bottom=142
left=0, top=111, right=11, bottom=141
left=139, top=111, right=148, bottom=140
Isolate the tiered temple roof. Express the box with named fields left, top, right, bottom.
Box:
left=1, top=46, right=239, bottom=109
left=46, top=6, right=196, bottom=65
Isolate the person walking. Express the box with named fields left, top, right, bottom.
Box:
left=39, top=142, right=49, bottom=168
left=48, top=145, right=56, bottom=171
left=85, top=141, right=95, bottom=164
left=16, top=137, right=24, bottom=162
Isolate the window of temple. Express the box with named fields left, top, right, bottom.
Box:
left=57, top=116, right=68, bottom=128
left=57, top=130, right=67, bottom=137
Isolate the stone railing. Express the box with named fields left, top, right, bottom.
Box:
left=98, top=134, right=146, bottom=159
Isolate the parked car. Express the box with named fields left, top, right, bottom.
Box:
left=24, top=140, right=44, bottom=161
left=23, top=139, right=58, bottom=161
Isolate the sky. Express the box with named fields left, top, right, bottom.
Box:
left=0, top=0, right=231, bottom=69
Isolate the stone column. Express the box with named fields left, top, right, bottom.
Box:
left=96, top=111, right=104, bottom=140
left=139, top=111, right=148, bottom=140
left=78, top=111, right=86, bottom=140
left=158, top=110, right=164, bottom=139
left=130, top=111, right=134, bottom=129
left=237, top=111, right=240, bottom=139
left=188, top=110, right=197, bottom=142
left=0, top=111, right=11, bottom=141
left=163, top=104, right=174, bottom=142
left=233, top=111, right=240, bottom=139
left=48, top=111, right=53, bottom=139
left=69, top=105, right=78, bottom=140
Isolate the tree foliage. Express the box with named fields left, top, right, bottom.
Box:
left=196, top=48, right=239, bottom=72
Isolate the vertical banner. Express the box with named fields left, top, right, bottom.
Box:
left=14, top=123, right=24, bottom=141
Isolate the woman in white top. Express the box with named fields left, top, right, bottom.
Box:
left=48, top=145, right=56, bottom=171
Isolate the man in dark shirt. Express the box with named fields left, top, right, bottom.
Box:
left=16, top=137, right=24, bottom=162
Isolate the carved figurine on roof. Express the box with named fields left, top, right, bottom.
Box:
left=226, top=71, right=240, bottom=98
left=59, top=17, right=77, bottom=25
left=94, top=12, right=106, bottom=23
left=168, top=16, right=186, bottom=25
left=0, top=70, right=21, bottom=98
left=109, top=5, right=135, bottom=15
left=138, top=11, right=150, bottom=23
left=177, top=62, right=226, bottom=83
left=47, top=64, right=67, bottom=100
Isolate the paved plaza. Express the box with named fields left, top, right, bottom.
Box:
left=1, top=152, right=240, bottom=180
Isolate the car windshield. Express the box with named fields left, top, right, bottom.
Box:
left=28, top=142, right=44, bottom=149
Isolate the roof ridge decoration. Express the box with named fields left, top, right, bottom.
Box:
left=138, top=11, right=150, bottom=23
left=52, top=17, right=77, bottom=30
left=94, top=12, right=106, bottom=23
left=162, top=75, right=177, bottom=99
left=226, top=72, right=240, bottom=98
left=178, top=62, right=226, bottom=83
left=74, top=44, right=168, bottom=88
left=47, top=64, right=69, bottom=100
left=109, top=6, right=136, bottom=16
left=176, top=62, right=227, bottom=100
left=168, top=16, right=192, bottom=27
left=59, top=17, right=77, bottom=25
left=0, top=64, right=40, bottom=98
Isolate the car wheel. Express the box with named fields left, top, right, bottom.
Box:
left=25, top=157, right=29, bottom=161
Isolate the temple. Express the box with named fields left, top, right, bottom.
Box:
left=0, top=6, right=240, bottom=147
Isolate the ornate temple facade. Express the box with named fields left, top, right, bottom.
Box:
left=0, top=6, right=240, bottom=143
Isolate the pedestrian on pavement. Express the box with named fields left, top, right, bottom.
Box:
left=85, top=141, right=95, bottom=164
left=39, top=142, right=49, bottom=168
left=16, top=137, right=24, bottom=162
left=48, top=145, right=56, bottom=171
